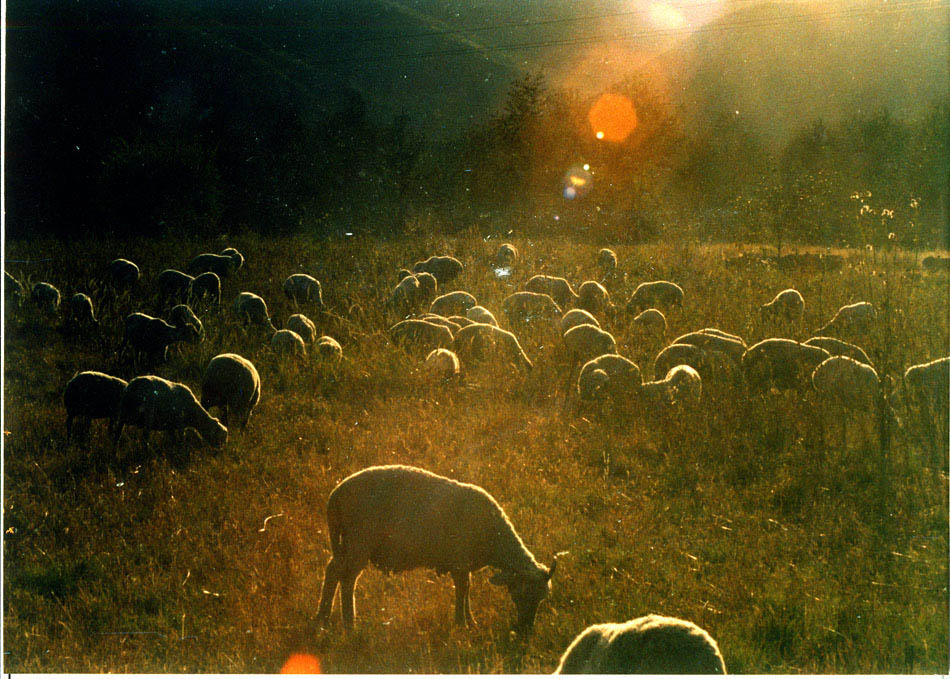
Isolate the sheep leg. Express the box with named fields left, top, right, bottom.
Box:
left=316, top=556, right=343, bottom=624
left=451, top=570, right=475, bottom=627
left=339, top=568, right=362, bottom=629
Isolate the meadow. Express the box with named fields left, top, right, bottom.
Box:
left=3, top=230, right=948, bottom=673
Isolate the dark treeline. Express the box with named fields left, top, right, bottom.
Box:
left=7, top=1, right=948, bottom=247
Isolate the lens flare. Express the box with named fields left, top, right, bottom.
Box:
left=281, top=653, right=321, bottom=674
left=588, top=93, right=638, bottom=143
left=563, top=165, right=593, bottom=200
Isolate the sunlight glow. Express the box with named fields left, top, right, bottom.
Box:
left=588, top=93, right=638, bottom=143
left=281, top=653, right=321, bottom=674
left=649, top=3, right=686, bottom=30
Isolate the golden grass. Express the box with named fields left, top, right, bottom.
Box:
left=3, top=231, right=948, bottom=673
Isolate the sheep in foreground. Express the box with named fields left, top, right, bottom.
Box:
left=157, top=269, right=194, bottom=306
left=67, top=293, right=98, bottom=328
left=272, top=329, right=307, bottom=357
left=818, top=301, right=875, bottom=336
left=454, top=322, right=533, bottom=372
left=503, top=291, right=562, bottom=329
left=556, top=615, right=726, bottom=674
left=631, top=308, right=667, bottom=341
left=525, top=275, right=578, bottom=309
left=577, top=280, right=610, bottom=316
left=597, top=248, right=618, bottom=274
left=424, top=347, right=461, bottom=381
left=466, top=305, right=499, bottom=327
left=494, top=243, right=518, bottom=267
left=315, top=465, right=556, bottom=631
left=200, top=353, right=261, bottom=430
left=169, top=304, right=204, bottom=342
left=812, top=356, right=881, bottom=412
left=187, top=252, right=240, bottom=278
left=190, top=272, right=221, bottom=306
left=121, top=312, right=195, bottom=365
left=430, top=291, right=477, bottom=317
left=31, top=282, right=61, bottom=314
left=114, top=375, right=227, bottom=448
left=286, top=313, right=317, bottom=344
left=741, top=338, right=831, bottom=392
left=283, top=274, right=325, bottom=307
left=760, top=288, right=804, bottom=323
left=626, top=281, right=683, bottom=313
left=562, top=324, right=616, bottom=366
left=390, top=319, right=454, bottom=356
left=803, top=337, right=873, bottom=366
left=233, top=292, right=277, bottom=332
left=64, top=371, right=128, bottom=443
left=560, top=309, right=600, bottom=336
left=413, top=255, right=463, bottom=285
left=218, top=247, right=245, bottom=271
left=108, top=258, right=140, bottom=289
left=577, top=354, right=642, bottom=402
left=314, top=336, right=343, bottom=364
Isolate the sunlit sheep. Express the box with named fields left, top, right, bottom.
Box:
left=453, top=322, right=533, bottom=372
left=200, top=353, right=261, bottom=430
left=525, top=274, right=578, bottom=309
left=429, top=290, right=477, bottom=317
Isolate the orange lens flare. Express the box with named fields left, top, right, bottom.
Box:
left=588, top=93, right=638, bottom=143
left=281, top=653, right=322, bottom=674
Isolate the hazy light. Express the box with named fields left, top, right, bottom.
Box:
left=589, top=93, right=637, bottom=143
left=582, top=163, right=590, bottom=171
left=281, top=653, right=321, bottom=674
left=649, top=3, right=686, bottom=30
left=562, top=164, right=593, bottom=200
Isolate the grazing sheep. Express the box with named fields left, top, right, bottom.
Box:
left=503, top=291, right=562, bottom=329
left=115, top=375, right=227, bottom=448
left=413, top=255, right=463, bottom=285
left=812, top=356, right=881, bottom=412
left=67, top=293, right=98, bottom=328
left=272, top=329, right=307, bottom=357
left=421, top=314, right=462, bottom=334
left=314, top=336, right=343, bottom=364
left=187, top=252, right=239, bottom=278
left=64, top=371, right=128, bottom=443
left=5, top=271, right=25, bottom=309
left=577, top=281, right=610, bottom=315
left=121, top=312, right=195, bottom=365
left=454, top=323, right=533, bottom=372
left=664, top=364, right=703, bottom=405
left=653, top=343, right=706, bottom=381
left=597, top=248, right=618, bottom=274
left=741, top=338, right=831, bottom=392
left=673, top=328, right=747, bottom=363
left=556, top=615, right=726, bottom=674
left=424, top=347, right=461, bottom=381
left=562, top=324, right=616, bottom=366
left=626, top=281, right=684, bottom=313
left=391, top=274, right=421, bottom=317
left=169, top=304, right=203, bottom=341
left=902, top=356, right=949, bottom=417
left=818, top=301, right=876, bottom=336
left=315, top=465, right=556, bottom=631
left=525, top=275, right=578, bottom=309
left=804, top=337, right=873, bottom=366
left=447, top=315, right=476, bottom=328
left=396, top=268, right=414, bottom=282
left=218, top=247, right=245, bottom=271
left=286, top=313, right=317, bottom=344
left=631, top=308, right=667, bottom=340
left=466, top=305, right=499, bottom=327
left=157, top=269, right=194, bottom=306
left=390, top=319, right=454, bottom=356
left=283, top=274, right=325, bottom=307
left=430, top=291, right=477, bottom=317
left=414, top=272, right=438, bottom=306
left=233, top=292, right=276, bottom=332
left=577, top=354, right=642, bottom=402
left=108, top=258, right=140, bottom=288
left=760, top=288, right=804, bottom=323
left=190, top=272, right=221, bottom=306
left=31, top=282, right=61, bottom=314
left=494, top=243, right=518, bottom=267
left=200, top=353, right=261, bottom=429
left=560, top=309, right=600, bottom=336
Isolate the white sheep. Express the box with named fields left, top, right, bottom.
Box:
left=271, top=329, right=307, bottom=357
left=631, top=308, right=667, bottom=341
left=283, top=274, right=325, bottom=307
left=453, top=322, right=533, bottom=372
left=233, top=292, right=276, bottom=332
left=413, top=255, right=463, bottom=285
left=121, top=312, right=197, bottom=365
left=562, top=323, right=617, bottom=366
left=466, top=305, right=499, bottom=327
left=314, top=336, right=343, bottom=364
left=577, top=280, right=610, bottom=315
left=190, top=272, right=221, bottom=306
left=31, top=281, right=61, bottom=314
left=108, top=258, right=140, bottom=288
left=315, top=464, right=556, bottom=631
left=64, top=371, right=128, bottom=443
left=157, top=269, right=194, bottom=306
left=430, top=291, right=477, bottom=317
left=424, top=347, right=461, bottom=381
left=67, top=293, right=97, bottom=328
left=525, top=275, right=578, bottom=309
left=114, top=375, right=227, bottom=448
left=187, top=252, right=240, bottom=278
left=200, top=353, right=261, bottom=430
left=818, top=301, right=876, bottom=336
left=741, top=338, right=831, bottom=392
left=803, top=336, right=873, bottom=366
left=286, top=313, right=317, bottom=344
left=577, top=354, right=642, bottom=402
left=626, top=280, right=684, bottom=313
left=494, top=243, right=518, bottom=267
left=560, top=308, right=600, bottom=336
left=503, top=291, right=562, bottom=329
left=555, top=615, right=726, bottom=674
left=390, top=319, right=454, bottom=356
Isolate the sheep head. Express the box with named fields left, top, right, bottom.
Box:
left=491, top=555, right=558, bottom=633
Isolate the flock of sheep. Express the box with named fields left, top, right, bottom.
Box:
left=5, top=239, right=948, bottom=674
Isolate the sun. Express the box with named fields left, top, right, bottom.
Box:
left=588, top=93, right=638, bottom=143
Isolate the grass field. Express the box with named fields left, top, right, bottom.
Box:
left=3, top=231, right=948, bottom=673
